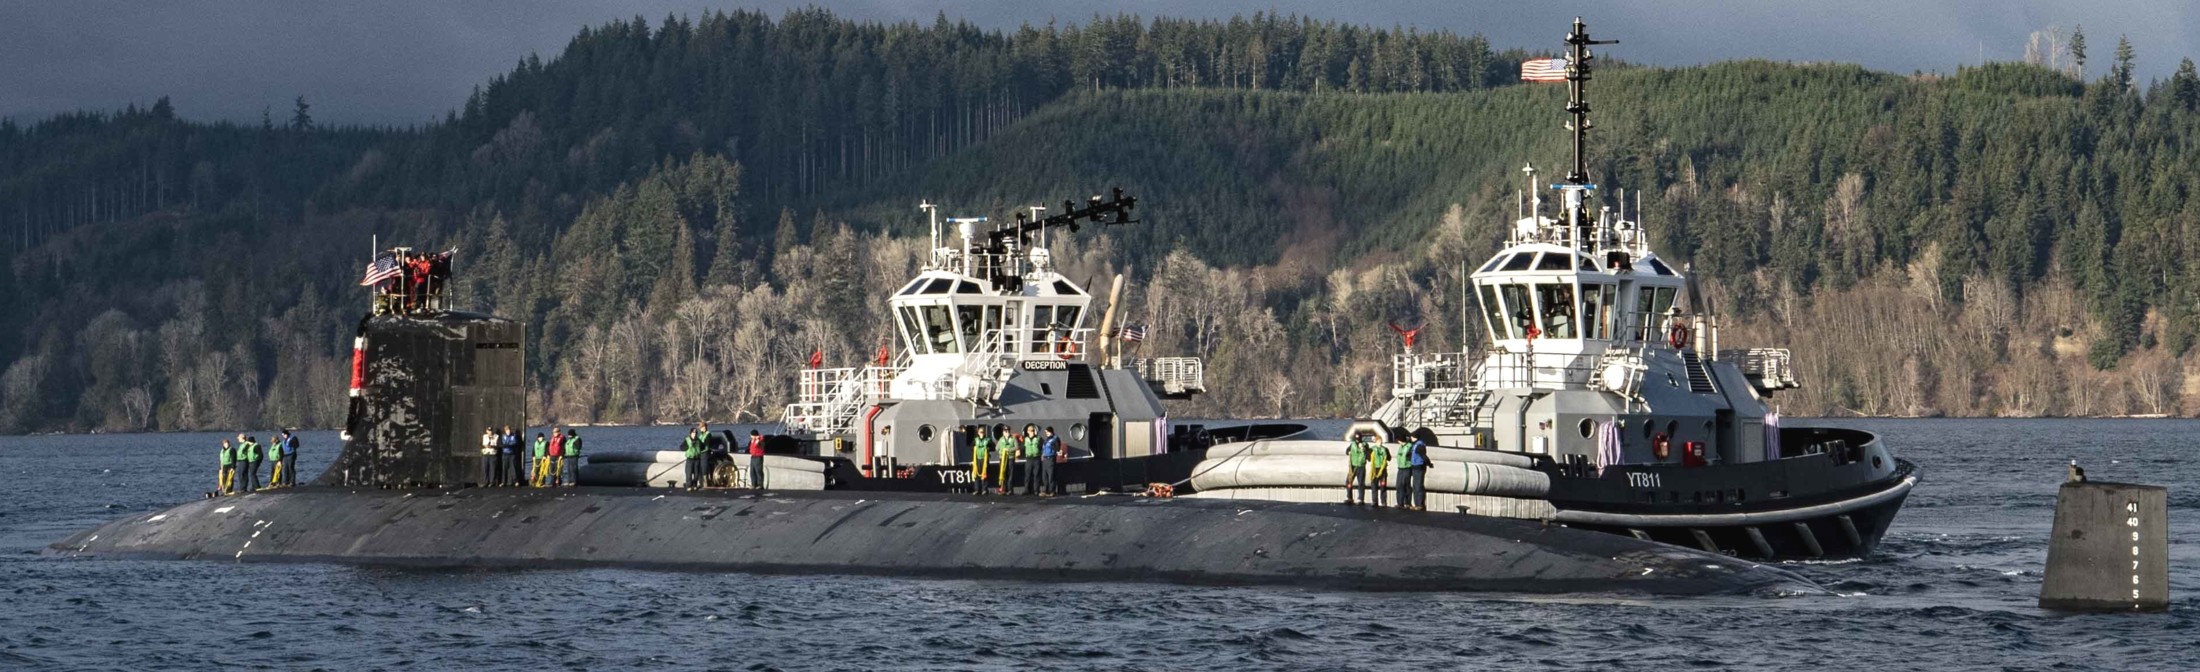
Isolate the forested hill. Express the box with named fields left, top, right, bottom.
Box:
left=3, top=10, right=2199, bottom=433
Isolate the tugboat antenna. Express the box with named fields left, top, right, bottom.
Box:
left=1564, top=17, right=1617, bottom=187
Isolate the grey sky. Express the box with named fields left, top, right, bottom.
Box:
left=3, top=1, right=2195, bottom=127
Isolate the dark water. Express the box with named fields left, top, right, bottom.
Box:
left=1, top=419, right=2193, bottom=670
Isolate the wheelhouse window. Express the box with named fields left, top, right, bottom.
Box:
left=1581, top=283, right=1616, bottom=340
left=1478, top=284, right=1508, bottom=341
left=897, top=306, right=926, bottom=354
left=1498, top=284, right=1534, bottom=338
left=1535, top=284, right=1577, bottom=338
left=1633, top=286, right=1678, bottom=339
left=922, top=304, right=959, bottom=353
left=1501, top=253, right=1536, bottom=272
left=1535, top=254, right=1573, bottom=272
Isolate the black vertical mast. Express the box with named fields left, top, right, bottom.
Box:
left=1563, top=17, right=1615, bottom=186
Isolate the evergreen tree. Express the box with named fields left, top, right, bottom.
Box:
left=290, top=96, right=313, bottom=131
left=2112, top=36, right=2135, bottom=92
left=2173, top=58, right=2199, bottom=111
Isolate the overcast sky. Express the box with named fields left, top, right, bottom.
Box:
left=3, top=1, right=2195, bottom=127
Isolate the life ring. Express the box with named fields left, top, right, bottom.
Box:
left=1651, top=432, right=1671, bottom=460
left=1666, top=324, right=1690, bottom=349
left=1057, top=336, right=1081, bottom=360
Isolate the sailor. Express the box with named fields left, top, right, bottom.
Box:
left=217, top=438, right=235, bottom=495
left=993, top=425, right=1014, bottom=495
left=480, top=427, right=499, bottom=487
left=970, top=426, right=991, bottom=495
left=545, top=428, right=565, bottom=487
left=280, top=431, right=300, bottom=487
left=501, top=426, right=521, bottom=486
left=1392, top=434, right=1412, bottom=510
left=1403, top=435, right=1430, bottom=511
left=531, top=432, right=549, bottom=487
left=1019, top=425, right=1041, bottom=495
left=1367, top=438, right=1391, bottom=507
left=1344, top=435, right=1369, bottom=505
left=267, top=430, right=287, bottom=488
left=564, top=429, right=584, bottom=487
left=241, top=434, right=262, bottom=492
left=747, top=430, right=766, bottom=489
left=1038, top=427, right=1061, bottom=497
left=682, top=425, right=706, bottom=490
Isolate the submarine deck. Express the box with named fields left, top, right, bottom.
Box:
left=53, top=485, right=1820, bottom=596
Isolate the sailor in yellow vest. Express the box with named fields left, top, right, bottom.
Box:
left=970, top=426, right=992, bottom=495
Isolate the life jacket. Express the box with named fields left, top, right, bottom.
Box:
left=566, top=435, right=583, bottom=456
left=548, top=433, right=564, bottom=457
left=241, top=441, right=257, bottom=462
left=220, top=444, right=234, bottom=466
left=533, top=437, right=548, bottom=459
left=1041, top=436, right=1060, bottom=458
left=972, top=436, right=991, bottom=459
left=1022, top=436, right=1041, bottom=458
left=1347, top=440, right=1367, bottom=467
left=1369, top=443, right=1390, bottom=475
left=684, top=433, right=703, bottom=458
left=1408, top=439, right=1429, bottom=467
left=747, top=435, right=764, bottom=457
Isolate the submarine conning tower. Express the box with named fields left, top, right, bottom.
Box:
left=318, top=245, right=526, bottom=488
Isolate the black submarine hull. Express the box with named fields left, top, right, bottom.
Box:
left=52, top=487, right=1818, bottom=596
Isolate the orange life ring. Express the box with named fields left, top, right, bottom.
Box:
left=1666, top=324, right=1690, bottom=349
left=1651, top=432, right=1671, bottom=461
left=1057, top=336, right=1081, bottom=360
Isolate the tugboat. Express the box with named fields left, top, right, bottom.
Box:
left=768, top=191, right=1306, bottom=492
left=1361, top=19, right=1917, bottom=559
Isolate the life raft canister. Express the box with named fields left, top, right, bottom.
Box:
left=1683, top=441, right=1709, bottom=467
left=1651, top=432, right=1671, bottom=460
left=1667, top=323, right=1690, bottom=349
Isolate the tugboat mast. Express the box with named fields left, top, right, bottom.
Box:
left=1562, top=17, right=1616, bottom=252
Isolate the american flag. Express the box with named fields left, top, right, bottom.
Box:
left=359, top=251, right=401, bottom=286
left=1119, top=324, right=1147, bottom=343
left=1521, top=57, right=1570, bottom=83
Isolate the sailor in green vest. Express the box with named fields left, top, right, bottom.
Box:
left=239, top=434, right=262, bottom=492
left=1019, top=425, right=1042, bottom=495
left=1345, top=434, right=1369, bottom=505
left=530, top=432, right=548, bottom=487
left=970, top=426, right=992, bottom=495
left=575, top=428, right=590, bottom=485
left=682, top=424, right=707, bottom=490
left=993, top=425, right=1014, bottom=495
left=218, top=438, right=236, bottom=495
left=1367, top=436, right=1392, bottom=508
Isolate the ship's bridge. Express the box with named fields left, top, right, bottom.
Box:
left=885, top=252, right=1092, bottom=400
left=1460, top=192, right=1690, bottom=389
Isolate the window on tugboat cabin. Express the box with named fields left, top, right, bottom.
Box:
left=1478, top=284, right=1508, bottom=341
left=956, top=305, right=983, bottom=352
left=1535, top=284, right=1577, bottom=338
left=1581, top=283, right=1615, bottom=340
left=1028, top=305, right=1055, bottom=353
left=1497, top=284, right=1534, bottom=338
left=922, top=304, right=959, bottom=353
left=1478, top=254, right=1509, bottom=273
left=897, top=306, right=927, bottom=354
left=1501, top=253, right=1537, bottom=272
left=981, top=305, right=1003, bottom=350
left=1535, top=253, right=1573, bottom=272
left=1632, top=286, right=1678, bottom=340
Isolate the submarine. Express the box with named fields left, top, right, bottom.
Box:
left=49, top=224, right=1817, bottom=597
